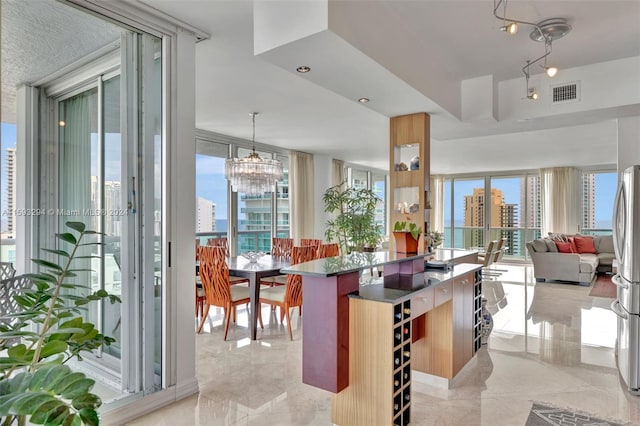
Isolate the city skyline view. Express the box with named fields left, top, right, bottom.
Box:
left=3, top=124, right=618, bottom=237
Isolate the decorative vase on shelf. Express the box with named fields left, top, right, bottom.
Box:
left=481, top=296, right=493, bottom=345
left=393, top=232, right=419, bottom=254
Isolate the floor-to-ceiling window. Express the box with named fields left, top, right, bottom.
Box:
left=580, top=170, right=617, bottom=235
left=347, top=165, right=389, bottom=239
left=488, top=175, right=541, bottom=258
left=444, top=173, right=542, bottom=260
left=195, top=135, right=290, bottom=254
left=195, top=141, right=229, bottom=245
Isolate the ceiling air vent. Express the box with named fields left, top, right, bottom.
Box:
left=551, top=81, right=580, bottom=103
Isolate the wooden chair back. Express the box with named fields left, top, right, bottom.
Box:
left=317, top=243, right=339, bottom=259
left=198, top=246, right=231, bottom=307
left=207, top=237, right=230, bottom=257
left=300, top=238, right=322, bottom=249
left=286, top=245, right=317, bottom=308
left=272, top=237, right=294, bottom=259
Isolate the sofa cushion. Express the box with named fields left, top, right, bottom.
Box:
left=544, top=239, right=558, bottom=252
left=597, top=252, right=615, bottom=266
left=532, top=239, right=548, bottom=253
left=578, top=254, right=599, bottom=273
left=574, top=235, right=597, bottom=254
left=555, top=241, right=574, bottom=253
left=548, top=232, right=569, bottom=242
left=594, top=235, right=614, bottom=254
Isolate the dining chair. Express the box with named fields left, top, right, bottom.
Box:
left=317, top=243, right=339, bottom=258
left=260, top=238, right=294, bottom=287
left=197, top=246, right=251, bottom=339
left=300, top=238, right=322, bottom=249
left=271, top=237, right=293, bottom=259
left=258, top=245, right=316, bottom=340
left=207, top=237, right=250, bottom=285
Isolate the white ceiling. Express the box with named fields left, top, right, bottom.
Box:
left=3, top=0, right=639, bottom=174
left=0, top=0, right=121, bottom=123
left=143, top=0, right=640, bottom=173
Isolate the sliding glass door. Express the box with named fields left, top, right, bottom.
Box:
left=46, top=31, right=163, bottom=397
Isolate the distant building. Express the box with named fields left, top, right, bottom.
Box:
left=521, top=175, right=541, bottom=229
left=196, top=197, right=216, bottom=233
left=463, top=188, right=518, bottom=253
left=238, top=171, right=289, bottom=253
left=90, top=176, right=122, bottom=236
left=6, top=148, right=16, bottom=238
left=582, top=173, right=596, bottom=230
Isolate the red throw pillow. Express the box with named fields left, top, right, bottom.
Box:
left=568, top=237, right=578, bottom=253
left=574, top=236, right=597, bottom=254
left=555, top=241, right=574, bottom=253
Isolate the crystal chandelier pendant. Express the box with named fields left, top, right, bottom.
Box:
left=224, top=113, right=284, bottom=195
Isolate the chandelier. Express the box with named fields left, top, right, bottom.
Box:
left=225, top=112, right=283, bottom=195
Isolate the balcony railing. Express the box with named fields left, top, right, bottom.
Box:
left=196, top=229, right=291, bottom=254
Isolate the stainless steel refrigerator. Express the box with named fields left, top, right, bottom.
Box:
left=612, top=165, right=640, bottom=394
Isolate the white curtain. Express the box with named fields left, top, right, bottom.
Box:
left=332, top=159, right=345, bottom=186
left=289, top=151, right=315, bottom=244
left=430, top=175, right=445, bottom=233
left=59, top=90, right=94, bottom=227
left=540, top=167, right=580, bottom=235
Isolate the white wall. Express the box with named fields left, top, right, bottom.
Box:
left=617, top=116, right=640, bottom=175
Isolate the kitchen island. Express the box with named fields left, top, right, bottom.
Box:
left=282, top=249, right=481, bottom=426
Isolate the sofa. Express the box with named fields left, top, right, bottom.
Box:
left=525, top=234, right=615, bottom=286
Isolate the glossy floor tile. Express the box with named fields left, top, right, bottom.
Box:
left=127, top=265, right=640, bottom=425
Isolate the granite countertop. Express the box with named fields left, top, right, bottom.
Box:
left=280, top=251, right=426, bottom=277
left=351, top=262, right=482, bottom=304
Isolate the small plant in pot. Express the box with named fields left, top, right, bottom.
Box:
left=393, top=219, right=422, bottom=254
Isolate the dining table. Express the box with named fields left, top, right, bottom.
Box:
left=228, top=255, right=291, bottom=340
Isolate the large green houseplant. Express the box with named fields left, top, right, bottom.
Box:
left=323, top=182, right=382, bottom=254
left=0, top=222, right=120, bottom=425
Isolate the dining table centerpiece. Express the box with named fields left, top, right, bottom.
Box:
left=392, top=219, right=422, bottom=254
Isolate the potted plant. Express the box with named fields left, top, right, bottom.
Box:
left=323, top=182, right=382, bottom=254
left=393, top=219, right=422, bottom=254
left=0, top=222, right=120, bottom=425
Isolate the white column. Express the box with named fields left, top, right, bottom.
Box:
left=172, top=27, right=198, bottom=398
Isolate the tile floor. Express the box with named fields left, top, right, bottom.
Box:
left=127, top=265, right=640, bottom=425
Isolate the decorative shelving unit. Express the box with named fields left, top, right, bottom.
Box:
left=390, top=113, right=431, bottom=252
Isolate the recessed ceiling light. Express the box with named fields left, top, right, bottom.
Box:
left=58, top=121, right=66, bottom=127
left=296, top=66, right=311, bottom=73
left=358, top=98, right=370, bottom=103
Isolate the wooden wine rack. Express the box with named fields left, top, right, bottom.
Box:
left=473, top=269, right=483, bottom=354
left=331, top=298, right=413, bottom=425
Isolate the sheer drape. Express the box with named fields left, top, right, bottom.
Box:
left=290, top=151, right=315, bottom=244
left=332, top=159, right=345, bottom=186
left=59, top=90, right=95, bottom=226
left=58, top=90, right=96, bottom=324
left=540, top=167, right=580, bottom=235
left=430, top=175, right=444, bottom=233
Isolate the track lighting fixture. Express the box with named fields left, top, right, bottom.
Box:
left=493, top=0, right=571, bottom=100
